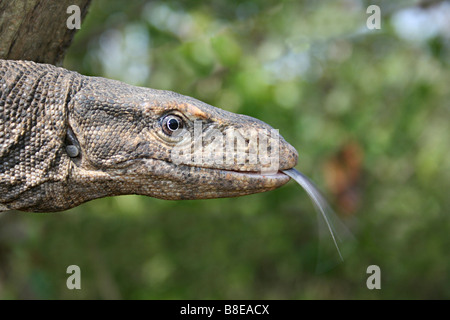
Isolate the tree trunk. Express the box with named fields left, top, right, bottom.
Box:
left=0, top=0, right=91, bottom=65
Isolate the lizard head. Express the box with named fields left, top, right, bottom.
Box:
left=67, top=76, right=298, bottom=205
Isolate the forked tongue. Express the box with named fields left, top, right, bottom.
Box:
left=282, top=168, right=352, bottom=264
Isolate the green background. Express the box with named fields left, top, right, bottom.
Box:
left=1, top=0, right=449, bottom=299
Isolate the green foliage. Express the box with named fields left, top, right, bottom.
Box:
left=2, top=0, right=449, bottom=299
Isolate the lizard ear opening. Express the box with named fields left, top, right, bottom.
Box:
left=65, top=127, right=81, bottom=159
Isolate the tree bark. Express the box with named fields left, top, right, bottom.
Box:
left=0, top=0, right=91, bottom=65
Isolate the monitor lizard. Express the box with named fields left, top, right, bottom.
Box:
left=0, top=59, right=298, bottom=212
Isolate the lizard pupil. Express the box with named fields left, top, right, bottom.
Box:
left=167, top=118, right=180, bottom=131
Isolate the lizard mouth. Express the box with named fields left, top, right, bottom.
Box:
left=157, top=159, right=291, bottom=184
left=216, top=168, right=289, bottom=181
left=135, top=158, right=292, bottom=199
left=170, top=165, right=291, bottom=199
left=101, top=158, right=292, bottom=200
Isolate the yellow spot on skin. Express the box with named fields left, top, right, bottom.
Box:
left=178, top=103, right=208, bottom=119
left=142, top=101, right=208, bottom=120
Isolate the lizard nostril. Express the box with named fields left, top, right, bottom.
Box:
left=280, top=142, right=298, bottom=170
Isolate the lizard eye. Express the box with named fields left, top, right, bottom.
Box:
left=161, top=114, right=184, bottom=136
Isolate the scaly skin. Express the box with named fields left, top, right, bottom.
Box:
left=0, top=59, right=298, bottom=212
